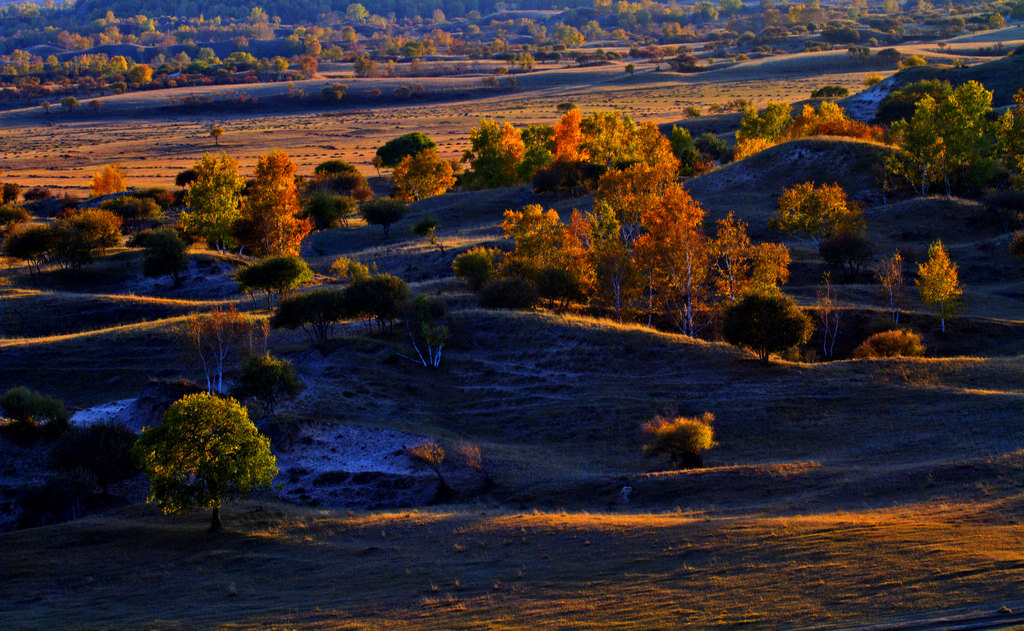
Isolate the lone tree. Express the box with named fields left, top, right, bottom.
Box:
left=722, top=290, right=812, bottom=364
left=359, top=198, right=409, bottom=238
left=405, top=442, right=452, bottom=501
left=770, top=182, right=864, bottom=247
left=916, top=239, right=962, bottom=333
left=132, top=393, right=278, bottom=533
left=210, top=127, right=224, bottom=146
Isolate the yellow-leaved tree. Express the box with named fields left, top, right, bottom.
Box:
left=392, top=148, right=455, bottom=201
left=916, top=240, right=962, bottom=333
left=90, top=163, right=128, bottom=197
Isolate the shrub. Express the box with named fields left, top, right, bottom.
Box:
left=536, top=266, right=582, bottom=311
left=50, top=421, right=139, bottom=493
left=22, top=186, right=52, bottom=201
left=230, top=353, right=303, bottom=416
left=16, top=469, right=99, bottom=528
left=2, top=182, right=21, bottom=204
left=818, top=231, right=874, bottom=279
left=0, top=203, right=30, bottom=234
left=899, top=54, right=927, bottom=69
left=810, top=85, right=849, bottom=98
left=641, top=412, right=717, bottom=469
left=864, top=73, right=883, bottom=87
left=102, top=196, right=162, bottom=233
left=3, top=224, right=52, bottom=272
left=302, top=192, right=358, bottom=230
left=853, top=329, right=926, bottom=358
left=310, top=160, right=372, bottom=201
left=695, top=132, right=731, bottom=163
left=49, top=208, right=122, bottom=271
left=330, top=256, right=371, bottom=282
left=345, top=274, right=410, bottom=332
left=722, top=291, right=812, bottom=364
left=453, top=247, right=500, bottom=291
left=479, top=277, right=538, bottom=310
left=0, top=386, right=69, bottom=441
left=140, top=228, right=189, bottom=287
left=1010, top=232, right=1024, bottom=258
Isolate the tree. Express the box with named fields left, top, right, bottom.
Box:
left=271, top=289, right=350, bottom=348
left=462, top=119, right=525, bottom=188
left=916, top=240, right=962, bottom=333
left=132, top=393, right=278, bottom=532
left=641, top=412, right=717, bottom=469
left=722, top=290, right=812, bottom=364
left=376, top=132, right=437, bottom=169
left=90, top=163, right=127, bottom=197
left=236, top=255, right=313, bottom=309
left=412, top=216, right=442, bottom=251
left=818, top=232, right=874, bottom=280
left=345, top=274, right=410, bottom=333
left=330, top=256, right=370, bottom=283
left=770, top=182, right=864, bottom=246
left=230, top=353, right=303, bottom=416
left=876, top=251, right=904, bottom=324
left=49, top=209, right=122, bottom=271
left=301, top=192, right=358, bottom=230
left=402, top=295, right=449, bottom=368
left=310, top=160, right=373, bottom=201
left=359, top=199, right=408, bottom=238
left=183, top=153, right=243, bottom=253
left=4, top=224, right=52, bottom=273
left=999, top=89, right=1024, bottom=182
left=235, top=151, right=312, bottom=257
left=102, top=196, right=162, bottom=233
left=209, top=126, right=224, bottom=146
left=183, top=307, right=266, bottom=393
left=141, top=228, right=189, bottom=287
left=60, top=96, right=78, bottom=112
left=392, top=148, right=455, bottom=201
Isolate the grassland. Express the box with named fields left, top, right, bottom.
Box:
left=3, top=31, right=1024, bottom=630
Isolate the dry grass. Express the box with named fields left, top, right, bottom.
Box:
left=3, top=497, right=1024, bottom=630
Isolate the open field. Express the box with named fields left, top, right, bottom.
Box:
left=3, top=22, right=1024, bottom=629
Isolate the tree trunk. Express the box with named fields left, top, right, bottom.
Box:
left=209, top=507, right=223, bottom=533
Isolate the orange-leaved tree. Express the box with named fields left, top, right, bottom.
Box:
left=235, top=151, right=312, bottom=256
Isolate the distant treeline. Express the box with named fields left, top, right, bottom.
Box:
left=76, top=0, right=591, bottom=22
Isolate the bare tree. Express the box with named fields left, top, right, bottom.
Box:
left=817, top=273, right=841, bottom=359
left=183, top=307, right=267, bottom=393
left=876, top=251, right=904, bottom=324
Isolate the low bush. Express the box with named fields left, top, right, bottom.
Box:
left=810, top=85, right=849, bottom=98
left=641, top=412, right=717, bottom=469
left=853, top=329, right=926, bottom=358
left=478, top=277, right=538, bottom=310
left=452, top=247, right=500, bottom=291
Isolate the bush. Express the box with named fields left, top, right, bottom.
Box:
left=101, top=196, right=162, bottom=233
left=3, top=224, right=52, bottom=272
left=0, top=386, right=69, bottom=441
left=810, top=85, right=849, bottom=98
left=301, top=192, right=358, bottom=230
left=536, top=266, right=582, bottom=310
left=139, top=228, right=189, bottom=287
left=452, top=247, right=500, bottom=291
left=641, top=412, right=717, bottom=469
left=1010, top=232, right=1024, bottom=258
left=359, top=199, right=409, bottom=238
left=695, top=132, right=731, bottom=163
left=345, top=274, right=410, bottom=332
left=50, top=421, right=138, bottom=493
left=412, top=216, right=441, bottom=238
left=818, top=232, right=874, bottom=279
left=49, top=208, right=122, bottom=271
left=329, top=256, right=371, bottom=282
left=0, top=204, right=30, bottom=233
left=310, top=161, right=372, bottom=201
left=853, top=329, right=926, bottom=358
left=230, top=353, right=303, bottom=416
left=479, top=277, right=538, bottom=310
left=722, top=291, right=812, bottom=364
left=898, top=54, right=927, bottom=69
left=16, top=469, right=99, bottom=528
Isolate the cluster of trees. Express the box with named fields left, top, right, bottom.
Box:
left=886, top=83, right=1024, bottom=197
left=456, top=154, right=793, bottom=342
left=735, top=100, right=885, bottom=159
